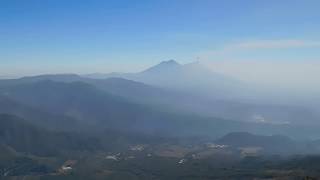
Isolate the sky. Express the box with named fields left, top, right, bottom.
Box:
left=1, top=0, right=320, bottom=90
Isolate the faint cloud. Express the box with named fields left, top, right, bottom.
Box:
left=197, top=39, right=320, bottom=94
left=199, top=39, right=320, bottom=60
left=230, top=40, right=320, bottom=50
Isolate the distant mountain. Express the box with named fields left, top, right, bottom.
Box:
left=141, top=59, right=181, bottom=74
left=0, top=74, right=169, bottom=103
left=85, top=67, right=320, bottom=126
left=0, top=80, right=230, bottom=137
left=86, top=60, right=243, bottom=98
left=2, top=79, right=313, bottom=139
left=1, top=80, right=145, bottom=127
left=0, top=74, right=81, bottom=87
left=0, top=96, right=87, bottom=132
left=0, top=114, right=101, bottom=156
left=1, top=73, right=319, bottom=128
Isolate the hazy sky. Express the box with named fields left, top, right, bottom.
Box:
left=1, top=0, right=320, bottom=90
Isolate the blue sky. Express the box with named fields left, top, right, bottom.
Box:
left=1, top=0, right=320, bottom=76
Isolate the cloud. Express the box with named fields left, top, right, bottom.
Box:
left=229, top=40, right=320, bottom=50
left=197, top=39, right=320, bottom=94
left=198, top=39, right=320, bottom=61
left=204, top=59, right=320, bottom=95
